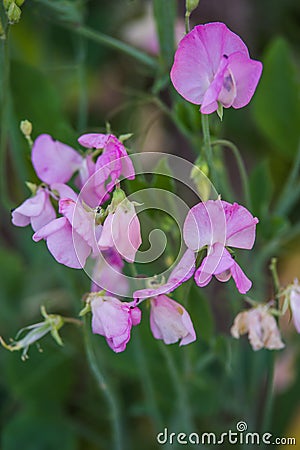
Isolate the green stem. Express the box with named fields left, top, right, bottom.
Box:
left=0, top=27, right=12, bottom=209
left=83, top=316, right=123, bottom=450
left=201, top=114, right=217, bottom=188
left=212, top=139, right=251, bottom=208
left=275, top=143, right=300, bottom=216
left=65, top=24, right=157, bottom=70
left=261, top=258, right=280, bottom=433
left=185, top=11, right=190, bottom=34
left=76, top=35, right=88, bottom=132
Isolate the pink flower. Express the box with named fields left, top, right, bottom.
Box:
left=289, top=279, right=300, bottom=333
left=78, top=133, right=135, bottom=207
left=170, top=22, right=263, bottom=114
left=231, top=305, right=285, bottom=351
left=32, top=134, right=83, bottom=184
left=183, top=200, right=258, bottom=293
left=150, top=295, right=196, bottom=346
left=12, top=187, right=56, bottom=232
left=33, top=191, right=101, bottom=268
left=98, top=193, right=141, bottom=263
left=90, top=294, right=141, bottom=352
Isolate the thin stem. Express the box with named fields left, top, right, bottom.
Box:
left=76, top=35, right=88, bottom=132
left=261, top=258, right=280, bottom=433
left=65, top=24, right=157, bottom=71
left=212, top=139, right=251, bottom=208
left=0, top=27, right=12, bottom=209
left=185, top=11, right=190, bottom=34
left=83, top=316, right=123, bottom=450
left=201, top=114, right=217, bottom=188
left=275, top=143, right=300, bottom=216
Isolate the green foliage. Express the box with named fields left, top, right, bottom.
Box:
left=253, top=38, right=300, bottom=160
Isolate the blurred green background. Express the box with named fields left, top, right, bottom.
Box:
left=0, top=1, right=300, bottom=449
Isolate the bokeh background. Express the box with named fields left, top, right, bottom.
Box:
left=0, top=1, right=300, bottom=449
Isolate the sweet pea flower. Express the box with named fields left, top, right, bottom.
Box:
left=133, top=250, right=196, bottom=346
left=78, top=133, right=135, bottom=206
left=150, top=295, right=196, bottom=346
left=12, top=187, right=56, bottom=232
left=289, top=279, right=300, bottom=333
left=184, top=200, right=258, bottom=294
left=98, top=189, right=141, bottom=263
left=231, top=305, right=285, bottom=351
left=89, top=294, right=141, bottom=353
left=32, top=134, right=83, bottom=184
left=33, top=191, right=101, bottom=269
left=170, top=22, right=263, bottom=114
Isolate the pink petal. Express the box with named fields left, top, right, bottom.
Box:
left=78, top=133, right=110, bottom=149
left=98, top=213, right=115, bottom=249
left=30, top=194, right=56, bottom=232
left=168, top=249, right=196, bottom=287
left=32, top=134, right=83, bottom=184
left=51, top=183, right=78, bottom=201
left=227, top=52, right=263, bottom=109
left=33, top=217, right=90, bottom=268
left=112, top=203, right=142, bottom=263
left=222, top=201, right=258, bottom=249
left=12, top=189, right=46, bottom=225
left=230, top=261, right=252, bottom=294
left=171, top=22, right=249, bottom=105
left=183, top=200, right=226, bottom=251
left=194, top=244, right=234, bottom=287
left=201, top=55, right=229, bottom=114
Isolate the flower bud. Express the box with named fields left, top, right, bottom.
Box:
left=186, top=0, right=200, bottom=14
left=7, top=2, right=21, bottom=24
left=20, top=119, right=32, bottom=137
left=16, top=0, right=25, bottom=6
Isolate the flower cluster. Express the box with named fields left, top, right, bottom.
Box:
left=7, top=20, right=297, bottom=358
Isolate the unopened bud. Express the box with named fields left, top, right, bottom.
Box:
left=186, top=0, right=200, bottom=14
left=15, top=0, right=25, bottom=6
left=20, top=119, right=32, bottom=137
left=3, top=0, right=13, bottom=10
left=20, top=120, right=33, bottom=147
left=191, top=163, right=211, bottom=201
left=7, top=2, right=21, bottom=24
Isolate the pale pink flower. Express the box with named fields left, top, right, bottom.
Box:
left=150, top=295, right=196, bottom=346
left=32, top=134, right=83, bottom=184
left=90, top=294, right=141, bottom=353
left=12, top=187, right=56, bottom=232
left=33, top=192, right=101, bottom=268
left=289, top=279, right=300, bottom=333
left=231, top=305, right=285, bottom=351
left=170, top=22, right=263, bottom=114
left=183, top=200, right=258, bottom=293
left=98, top=196, right=141, bottom=263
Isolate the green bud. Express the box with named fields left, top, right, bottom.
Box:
left=7, top=2, right=21, bottom=24
left=15, top=0, right=25, bottom=5
left=186, top=0, right=200, bottom=14
left=190, top=163, right=212, bottom=201
left=118, top=133, right=133, bottom=143
left=3, top=0, right=13, bottom=11
left=20, top=119, right=32, bottom=137
left=217, top=102, right=224, bottom=121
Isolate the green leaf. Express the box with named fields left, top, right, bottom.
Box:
left=252, top=38, right=300, bottom=159
left=153, top=0, right=176, bottom=71
left=249, top=159, right=273, bottom=218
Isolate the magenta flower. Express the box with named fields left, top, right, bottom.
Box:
left=78, top=133, right=135, bottom=206
left=150, top=295, right=196, bottom=346
left=12, top=187, right=56, bottom=232
left=32, top=134, right=83, bottom=184
left=170, top=22, right=263, bottom=114
left=90, top=294, right=141, bottom=353
left=183, top=200, right=258, bottom=294
left=98, top=193, right=141, bottom=263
